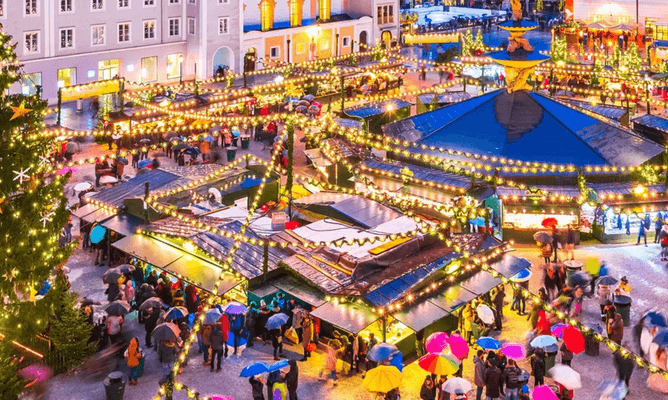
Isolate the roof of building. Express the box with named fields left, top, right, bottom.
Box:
left=633, top=114, right=668, bottom=134
left=344, top=99, right=412, bottom=119
left=561, top=99, right=628, bottom=121
left=90, top=169, right=183, bottom=208
left=382, top=90, right=663, bottom=167
left=244, top=14, right=354, bottom=32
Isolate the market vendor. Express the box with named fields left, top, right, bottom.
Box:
left=614, top=276, right=631, bottom=297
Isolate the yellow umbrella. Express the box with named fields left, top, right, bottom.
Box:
left=362, top=365, right=403, bottom=393
left=584, top=257, right=601, bottom=276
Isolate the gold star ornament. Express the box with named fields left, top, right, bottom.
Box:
left=10, top=103, right=32, bottom=120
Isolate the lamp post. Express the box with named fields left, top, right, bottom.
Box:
left=178, top=55, right=184, bottom=85
left=641, top=70, right=651, bottom=114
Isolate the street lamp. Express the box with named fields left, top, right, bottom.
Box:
left=640, top=70, right=650, bottom=114
left=178, top=55, right=184, bottom=85
left=306, top=25, right=322, bottom=61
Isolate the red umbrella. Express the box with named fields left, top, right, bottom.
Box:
left=541, top=218, right=558, bottom=228
left=562, top=326, right=585, bottom=354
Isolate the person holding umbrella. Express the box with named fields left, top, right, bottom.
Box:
left=503, top=359, right=521, bottom=400
left=530, top=348, right=546, bottom=387
left=249, top=374, right=266, bottom=400
left=158, top=340, right=178, bottom=380
left=473, top=349, right=486, bottom=400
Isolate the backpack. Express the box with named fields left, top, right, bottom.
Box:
left=661, top=236, right=668, bottom=246
left=507, top=367, right=519, bottom=388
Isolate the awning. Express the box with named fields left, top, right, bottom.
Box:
left=430, top=284, right=479, bottom=314
left=270, top=276, right=327, bottom=307
left=73, top=204, right=98, bottom=219
left=101, top=213, right=145, bottom=237
left=163, top=254, right=241, bottom=296
left=460, top=270, right=502, bottom=295
left=311, top=300, right=380, bottom=334
left=392, top=299, right=449, bottom=332
left=82, top=208, right=116, bottom=225
left=489, top=254, right=532, bottom=278
left=112, top=234, right=185, bottom=269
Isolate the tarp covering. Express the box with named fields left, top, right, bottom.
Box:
left=91, top=169, right=183, bottom=208
left=329, top=196, right=401, bottom=229
left=460, top=270, right=502, bottom=295
left=489, top=254, right=532, bottom=277
left=310, top=300, right=380, bottom=334
left=391, top=298, right=450, bottom=332
left=101, top=213, right=145, bottom=237
left=269, top=275, right=328, bottom=307
left=81, top=208, right=116, bottom=225
left=112, top=234, right=184, bottom=269
left=163, top=255, right=240, bottom=296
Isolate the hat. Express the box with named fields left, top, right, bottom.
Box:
left=621, top=276, right=628, bottom=282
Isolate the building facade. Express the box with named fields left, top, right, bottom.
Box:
left=573, top=0, right=668, bottom=35
left=4, top=0, right=395, bottom=101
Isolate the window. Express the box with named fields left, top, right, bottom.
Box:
left=0, top=0, right=4, bottom=17
left=144, top=0, right=154, bottom=5
left=144, top=20, right=155, bottom=39
left=60, top=28, right=74, bottom=49
left=342, top=36, right=350, bottom=47
left=188, top=18, right=196, bottom=35
left=118, top=0, right=129, bottom=8
left=377, top=5, right=393, bottom=25
left=188, top=0, right=196, bottom=3
left=92, top=25, right=105, bottom=46
left=168, top=18, right=180, bottom=36
left=218, top=17, right=229, bottom=34
left=92, top=0, right=104, bottom=10
left=166, top=54, right=182, bottom=79
left=99, top=59, right=119, bottom=80
left=25, top=0, right=38, bottom=15
left=57, top=68, right=76, bottom=89
left=141, top=57, right=157, bottom=82
left=24, top=32, right=38, bottom=54
left=296, top=42, right=306, bottom=54
left=118, top=23, right=130, bottom=42
left=270, top=46, right=280, bottom=59
left=319, top=39, right=329, bottom=50
left=60, top=0, right=72, bottom=13
left=169, top=0, right=179, bottom=3
left=218, top=0, right=229, bottom=3
left=21, top=73, right=41, bottom=96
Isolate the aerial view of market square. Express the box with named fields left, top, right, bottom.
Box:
left=6, top=0, right=668, bottom=399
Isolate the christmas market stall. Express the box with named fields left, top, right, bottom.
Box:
left=632, top=113, right=668, bottom=144
left=415, top=91, right=472, bottom=114
left=344, top=99, right=411, bottom=134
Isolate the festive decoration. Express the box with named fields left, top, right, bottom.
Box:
left=622, top=43, right=643, bottom=71
left=9, top=103, right=32, bottom=121
left=551, top=36, right=568, bottom=64
left=12, top=168, right=30, bottom=185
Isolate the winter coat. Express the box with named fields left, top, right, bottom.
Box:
left=107, top=315, right=123, bottom=335
left=420, top=380, right=437, bottom=400
left=560, top=342, right=574, bottom=362
left=184, top=285, right=198, bottom=314
left=285, top=360, right=298, bottom=391
left=220, top=314, right=230, bottom=340
left=245, top=309, right=258, bottom=330
left=473, top=355, right=486, bottom=387
left=158, top=341, right=178, bottom=363
left=493, top=288, right=505, bottom=312
left=302, top=318, right=313, bottom=346
left=598, top=285, right=612, bottom=306
left=614, top=352, right=634, bottom=379
left=462, top=306, right=475, bottom=332
left=126, top=338, right=141, bottom=368
left=249, top=376, right=265, bottom=400
left=608, top=313, right=624, bottom=343
left=503, top=365, right=521, bottom=389
left=531, top=353, right=546, bottom=380
left=202, top=325, right=213, bottom=346
left=210, top=328, right=224, bottom=350
left=229, top=314, right=245, bottom=331
left=484, top=365, right=502, bottom=398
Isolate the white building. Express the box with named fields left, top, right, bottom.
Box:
left=573, top=0, right=668, bottom=37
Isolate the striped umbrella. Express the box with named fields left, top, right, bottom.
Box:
left=418, top=353, right=460, bottom=376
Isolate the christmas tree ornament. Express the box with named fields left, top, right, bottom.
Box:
left=9, top=103, right=32, bottom=121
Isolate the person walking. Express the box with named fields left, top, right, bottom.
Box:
left=271, top=328, right=284, bottom=360
left=144, top=307, right=160, bottom=350
left=655, top=213, right=663, bottom=243
left=318, top=341, right=339, bottom=386
left=613, top=344, right=634, bottom=388
left=210, top=324, right=224, bottom=372
left=530, top=349, right=546, bottom=387
left=250, top=374, right=266, bottom=400
left=245, top=303, right=259, bottom=347
left=201, top=323, right=213, bottom=365
left=420, top=375, right=437, bottom=400
left=300, top=316, right=313, bottom=361
left=229, top=312, right=245, bottom=355
left=125, top=337, right=142, bottom=386
left=598, top=284, right=612, bottom=322
left=540, top=242, right=552, bottom=265
left=560, top=341, right=573, bottom=367
left=493, top=286, right=505, bottom=331
left=484, top=358, right=502, bottom=400
left=473, top=349, right=486, bottom=400
left=106, top=314, right=124, bottom=344
left=607, top=312, right=624, bottom=344
left=565, top=225, right=576, bottom=260
left=551, top=228, right=561, bottom=262
left=503, top=359, right=521, bottom=400
left=637, top=213, right=650, bottom=246
left=285, top=359, right=299, bottom=400
left=158, top=340, right=178, bottom=380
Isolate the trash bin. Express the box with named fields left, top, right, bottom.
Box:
left=241, top=136, right=250, bottom=149
left=564, top=260, right=583, bottom=282
left=584, top=323, right=603, bottom=357
left=76, top=98, right=84, bottom=113
left=545, top=343, right=558, bottom=376
left=613, top=294, right=632, bottom=326
left=226, top=146, right=237, bottom=162
left=103, top=371, right=126, bottom=400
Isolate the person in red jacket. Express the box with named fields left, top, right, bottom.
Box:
left=311, top=306, right=321, bottom=344
left=220, top=312, right=230, bottom=357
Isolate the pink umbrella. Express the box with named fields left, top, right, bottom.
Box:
left=551, top=323, right=568, bottom=338
left=446, top=333, right=470, bottom=360
left=211, top=396, right=234, bottom=400
left=18, top=364, right=53, bottom=382
left=531, top=385, right=559, bottom=400
left=57, top=167, right=80, bottom=175
left=425, top=332, right=449, bottom=353
left=501, top=343, right=526, bottom=360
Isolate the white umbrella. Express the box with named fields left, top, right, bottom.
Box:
left=441, top=377, right=472, bottom=394
left=476, top=304, right=495, bottom=325
left=99, top=176, right=119, bottom=184
left=73, top=182, right=93, bottom=192
left=112, top=134, right=123, bottom=140
left=548, top=364, right=582, bottom=390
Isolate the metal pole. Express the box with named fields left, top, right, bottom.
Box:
left=340, top=75, right=345, bottom=115
left=336, top=33, right=340, bottom=57
left=382, top=316, right=387, bottom=342
left=646, top=80, right=651, bottom=114
left=287, top=39, right=291, bottom=63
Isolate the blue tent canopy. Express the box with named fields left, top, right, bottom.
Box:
left=345, top=99, right=412, bottom=119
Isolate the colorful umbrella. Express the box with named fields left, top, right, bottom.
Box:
left=389, top=352, right=403, bottom=372
left=476, top=304, right=495, bottom=324
left=151, top=322, right=181, bottom=342
left=563, top=326, right=585, bottom=354
left=425, top=332, right=449, bottom=354
left=115, top=264, right=135, bottom=274
left=265, top=313, right=289, bottom=330
left=368, top=343, right=400, bottom=362
left=533, top=231, right=553, bottom=244
left=240, top=362, right=269, bottom=378
left=18, top=364, right=53, bottom=382
left=418, top=353, right=460, bottom=375
left=362, top=365, right=403, bottom=394
left=541, top=218, right=558, bottom=228
left=501, top=343, right=526, bottom=360
left=476, top=336, right=501, bottom=350
left=164, top=306, right=188, bottom=321
left=551, top=323, right=568, bottom=338
left=548, top=364, right=582, bottom=390
left=510, top=268, right=531, bottom=283
left=203, top=309, right=223, bottom=325
left=90, top=225, right=107, bottom=244
left=441, top=377, right=472, bottom=394
left=223, top=301, right=248, bottom=315
left=531, top=385, right=559, bottom=400
left=531, top=335, right=557, bottom=348
left=447, top=334, right=470, bottom=360
left=210, top=396, right=234, bottom=400
left=584, top=257, right=601, bottom=276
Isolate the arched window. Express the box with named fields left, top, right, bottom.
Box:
left=288, top=0, right=304, bottom=27
left=259, top=0, right=276, bottom=31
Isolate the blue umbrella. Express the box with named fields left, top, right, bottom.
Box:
left=240, top=361, right=269, bottom=377
left=569, top=271, right=590, bottom=288
left=202, top=135, right=215, bottom=142
left=90, top=225, right=107, bottom=244
left=389, top=352, right=403, bottom=372
left=510, top=268, right=531, bottom=283
left=224, top=301, right=248, bottom=315
left=267, top=359, right=289, bottom=372
left=367, top=342, right=400, bottom=362
left=164, top=307, right=188, bottom=321
left=643, top=311, right=667, bottom=327
left=469, top=217, right=486, bottom=226
left=203, top=309, right=222, bottom=325
left=475, top=336, right=501, bottom=350
left=138, top=159, right=152, bottom=168
left=531, top=335, right=557, bottom=348
left=184, top=147, right=202, bottom=156
left=265, top=313, right=289, bottom=330
left=652, top=330, right=668, bottom=346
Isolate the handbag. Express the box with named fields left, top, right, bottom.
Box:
left=307, top=343, right=316, bottom=352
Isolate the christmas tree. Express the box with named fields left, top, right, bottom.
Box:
left=0, top=25, right=73, bottom=352
left=551, top=36, right=568, bottom=63
left=461, top=30, right=474, bottom=56
left=622, top=42, right=643, bottom=70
